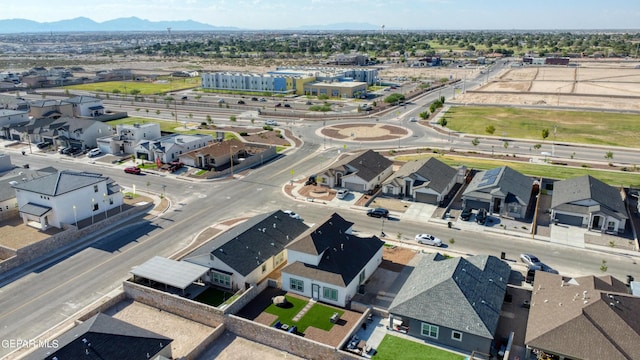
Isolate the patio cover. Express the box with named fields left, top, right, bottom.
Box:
left=19, top=203, right=51, bottom=217
left=131, top=256, right=209, bottom=290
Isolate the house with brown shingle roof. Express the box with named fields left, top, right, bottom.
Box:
left=178, top=139, right=276, bottom=171
left=281, top=213, right=384, bottom=307
left=317, top=149, right=393, bottom=193
left=525, top=271, right=640, bottom=360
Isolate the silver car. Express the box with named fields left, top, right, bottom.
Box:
left=415, top=234, right=442, bottom=247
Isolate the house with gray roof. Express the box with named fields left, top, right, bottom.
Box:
left=29, top=99, right=73, bottom=119
left=11, top=170, right=123, bottom=230
left=183, top=210, right=309, bottom=291
left=62, top=96, right=105, bottom=117
left=551, top=175, right=627, bottom=233
left=281, top=213, right=384, bottom=307
left=317, top=149, right=393, bottom=193
left=133, top=133, right=213, bottom=164
left=462, top=166, right=534, bottom=219
left=525, top=272, right=640, bottom=360
left=0, top=161, right=57, bottom=222
left=388, top=253, right=510, bottom=354
left=382, top=157, right=464, bottom=204
left=24, top=313, right=172, bottom=360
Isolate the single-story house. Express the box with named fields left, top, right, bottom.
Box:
left=525, top=272, right=640, bottom=360
left=281, top=212, right=384, bottom=308
left=183, top=210, right=309, bottom=291
left=134, top=133, right=213, bottom=164
left=24, top=313, right=173, bottom=360
left=178, top=139, right=276, bottom=171
left=550, top=175, right=627, bottom=233
left=382, top=157, right=465, bottom=204
left=388, top=253, right=510, bottom=354
left=317, top=149, right=393, bottom=192
left=462, top=166, right=534, bottom=219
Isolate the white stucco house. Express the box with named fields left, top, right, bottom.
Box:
left=133, top=133, right=213, bottom=164
left=97, top=122, right=161, bottom=155
left=62, top=96, right=105, bottom=117
left=281, top=213, right=384, bottom=308
left=11, top=170, right=123, bottom=230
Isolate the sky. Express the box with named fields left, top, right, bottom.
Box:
left=2, top=0, right=639, bottom=30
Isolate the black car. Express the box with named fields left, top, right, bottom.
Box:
left=284, top=103, right=291, bottom=108
left=367, top=208, right=389, bottom=218
left=251, top=97, right=259, bottom=101
left=476, top=208, right=488, bottom=225
left=237, top=100, right=245, bottom=104
left=460, top=207, right=472, bottom=221
left=36, top=142, right=51, bottom=149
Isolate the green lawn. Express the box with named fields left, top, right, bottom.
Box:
left=264, top=295, right=344, bottom=333
left=445, top=106, right=640, bottom=148
left=193, top=287, right=236, bottom=307
left=373, top=335, right=465, bottom=360
left=65, top=77, right=200, bottom=95
left=395, top=153, right=640, bottom=187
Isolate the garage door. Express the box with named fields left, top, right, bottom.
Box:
left=555, top=213, right=583, bottom=227
left=344, top=182, right=365, bottom=192
left=463, top=199, right=489, bottom=211
left=415, top=192, right=438, bottom=204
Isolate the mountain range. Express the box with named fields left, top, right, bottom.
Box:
left=0, top=17, right=380, bottom=33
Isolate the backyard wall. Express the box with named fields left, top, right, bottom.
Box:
left=222, top=279, right=269, bottom=315
left=123, top=280, right=224, bottom=327
left=225, top=315, right=361, bottom=360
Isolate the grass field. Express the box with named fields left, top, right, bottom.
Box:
left=445, top=106, right=640, bottom=147
left=106, top=117, right=237, bottom=140
left=395, top=153, right=640, bottom=187
left=66, top=77, right=200, bottom=95
left=373, top=335, right=464, bottom=360
left=264, top=295, right=344, bottom=333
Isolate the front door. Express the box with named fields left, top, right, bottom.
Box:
left=592, top=215, right=602, bottom=229
left=312, top=284, right=320, bottom=300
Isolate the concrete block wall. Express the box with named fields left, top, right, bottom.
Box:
left=0, top=244, right=16, bottom=260
left=183, top=324, right=226, bottom=360
left=225, top=315, right=360, bottom=360
left=123, top=280, right=224, bottom=327
left=222, top=280, right=268, bottom=315
left=78, top=291, right=128, bottom=322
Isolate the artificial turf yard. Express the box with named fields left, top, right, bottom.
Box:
left=444, top=106, right=640, bottom=148
left=264, top=295, right=344, bottom=333
left=193, top=287, right=236, bottom=307
left=373, top=335, right=465, bottom=360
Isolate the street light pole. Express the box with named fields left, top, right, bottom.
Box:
left=73, top=205, right=78, bottom=229
left=91, top=198, right=95, bottom=224
left=103, top=193, right=108, bottom=219
left=229, top=144, right=238, bottom=178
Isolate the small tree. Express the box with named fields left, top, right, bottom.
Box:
left=438, top=117, right=448, bottom=127
left=503, top=141, right=509, bottom=150
left=485, top=125, right=496, bottom=135
left=230, top=115, right=237, bottom=122
left=542, top=128, right=550, bottom=139
left=533, top=144, right=542, bottom=150
left=206, top=114, right=212, bottom=124
left=471, top=137, right=480, bottom=147
left=605, top=151, right=613, bottom=160
left=419, top=111, right=430, bottom=120
left=155, top=110, right=160, bottom=115
left=600, top=259, right=608, bottom=272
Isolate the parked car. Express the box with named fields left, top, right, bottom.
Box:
left=168, top=161, right=184, bottom=172
left=259, top=98, right=267, bottom=102
left=124, top=166, right=141, bottom=175
left=476, top=208, right=488, bottom=225
left=251, top=97, right=259, bottom=101
left=59, top=146, right=72, bottom=154
left=237, top=100, right=246, bottom=105
left=274, top=103, right=282, bottom=107
left=367, top=208, right=389, bottom=218
left=87, top=148, right=102, bottom=158
left=181, top=96, right=188, bottom=100
left=283, top=210, right=302, bottom=220
left=36, top=142, right=51, bottom=149
left=305, top=175, right=317, bottom=186
left=284, top=103, right=291, bottom=108
left=415, top=234, right=442, bottom=247
left=519, top=254, right=543, bottom=270
left=265, top=120, right=278, bottom=126
left=460, top=207, right=472, bottom=221
left=336, top=189, right=349, bottom=199
left=68, top=147, right=83, bottom=156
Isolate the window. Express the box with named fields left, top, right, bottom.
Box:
left=93, top=203, right=99, bottom=211
left=421, top=323, right=439, bottom=339
left=274, top=252, right=284, bottom=267
left=212, top=272, right=231, bottom=288
left=290, top=278, right=304, bottom=292
left=94, top=185, right=98, bottom=193
left=451, top=331, right=462, bottom=341
left=359, top=270, right=366, bottom=284
left=109, top=198, right=113, bottom=205
left=323, top=287, right=338, bottom=301
left=262, top=264, right=267, bottom=273
left=607, top=221, right=616, bottom=231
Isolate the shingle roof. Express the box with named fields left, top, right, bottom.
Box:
left=184, top=210, right=309, bottom=276
left=389, top=253, right=510, bottom=339
left=283, top=213, right=384, bottom=287
left=551, top=175, right=627, bottom=219
left=463, top=166, right=533, bottom=206
left=63, top=95, right=101, bottom=104
left=525, top=272, right=640, bottom=360
left=383, top=157, right=457, bottom=193
left=24, top=313, right=172, bottom=360
left=326, top=149, right=392, bottom=182
left=11, top=170, right=108, bottom=196
left=180, top=138, right=245, bottom=159
left=0, top=167, right=58, bottom=201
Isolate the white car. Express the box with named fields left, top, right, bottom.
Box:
left=265, top=120, right=278, bottom=126
left=415, top=233, right=442, bottom=247
left=87, top=148, right=102, bottom=158
left=336, top=189, right=349, bottom=199
left=283, top=210, right=302, bottom=220
left=409, top=116, right=418, bottom=122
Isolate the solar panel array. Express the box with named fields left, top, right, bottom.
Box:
left=477, top=167, right=501, bottom=187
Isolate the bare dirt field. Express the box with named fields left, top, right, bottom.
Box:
left=460, top=62, right=640, bottom=111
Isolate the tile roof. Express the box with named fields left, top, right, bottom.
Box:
left=525, top=272, right=640, bottom=360
left=283, top=213, right=384, bottom=287
left=326, top=149, right=392, bottom=182
left=24, top=313, right=172, bottom=360
left=383, top=157, right=458, bottom=193
left=463, top=166, right=533, bottom=206
left=551, top=175, right=627, bottom=219
left=11, top=170, right=109, bottom=196
left=184, top=210, right=309, bottom=276
left=389, top=253, right=510, bottom=339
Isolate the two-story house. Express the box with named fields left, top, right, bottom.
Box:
left=97, top=123, right=161, bottom=155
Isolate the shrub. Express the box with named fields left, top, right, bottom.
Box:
left=263, top=125, right=273, bottom=131
left=239, top=132, right=248, bottom=136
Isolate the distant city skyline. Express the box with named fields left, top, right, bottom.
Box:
left=2, top=0, right=639, bottom=31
